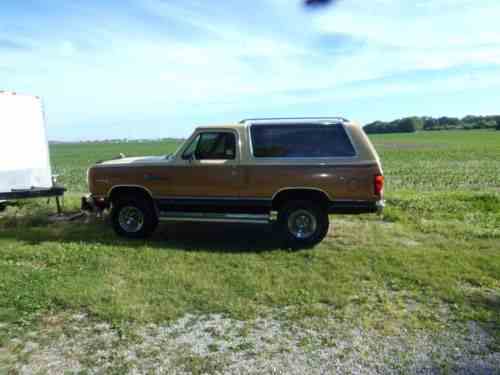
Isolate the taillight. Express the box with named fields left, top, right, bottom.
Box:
left=374, top=174, right=384, bottom=197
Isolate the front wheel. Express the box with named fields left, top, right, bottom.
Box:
left=277, top=200, right=329, bottom=249
left=111, top=194, right=158, bottom=239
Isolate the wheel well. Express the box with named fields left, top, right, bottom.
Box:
left=108, top=186, right=154, bottom=205
left=272, top=189, right=330, bottom=211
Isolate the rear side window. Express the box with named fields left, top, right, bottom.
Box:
left=250, top=124, right=356, bottom=158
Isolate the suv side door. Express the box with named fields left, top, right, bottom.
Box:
left=169, top=130, right=243, bottom=197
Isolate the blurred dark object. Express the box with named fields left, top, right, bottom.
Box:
left=304, top=0, right=337, bottom=8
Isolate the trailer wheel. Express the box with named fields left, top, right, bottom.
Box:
left=111, top=194, right=158, bottom=239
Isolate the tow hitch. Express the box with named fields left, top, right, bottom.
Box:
left=81, top=195, right=108, bottom=214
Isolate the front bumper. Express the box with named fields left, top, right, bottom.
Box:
left=81, top=195, right=108, bottom=212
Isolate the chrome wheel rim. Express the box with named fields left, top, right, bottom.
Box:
left=288, top=209, right=317, bottom=239
left=118, top=206, right=144, bottom=233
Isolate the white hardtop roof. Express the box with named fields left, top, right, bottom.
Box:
left=195, top=117, right=354, bottom=131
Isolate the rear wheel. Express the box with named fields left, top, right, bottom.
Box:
left=277, top=200, right=329, bottom=249
left=111, top=194, right=158, bottom=239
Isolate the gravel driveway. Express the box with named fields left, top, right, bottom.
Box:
left=2, top=306, right=499, bottom=375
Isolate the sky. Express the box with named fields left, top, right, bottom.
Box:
left=1, top=0, right=500, bottom=141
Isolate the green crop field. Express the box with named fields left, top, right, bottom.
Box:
left=1, top=129, right=499, bottom=372
left=51, top=140, right=182, bottom=193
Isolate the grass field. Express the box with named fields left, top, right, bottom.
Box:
left=1, top=130, right=499, bottom=373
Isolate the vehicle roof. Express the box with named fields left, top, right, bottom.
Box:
left=195, top=118, right=357, bottom=131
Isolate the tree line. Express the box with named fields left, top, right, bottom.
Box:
left=364, top=115, right=500, bottom=134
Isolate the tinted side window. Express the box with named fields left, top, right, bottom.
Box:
left=195, top=132, right=236, bottom=160
left=251, top=124, right=356, bottom=158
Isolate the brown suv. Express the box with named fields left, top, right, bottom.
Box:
left=83, top=118, right=384, bottom=247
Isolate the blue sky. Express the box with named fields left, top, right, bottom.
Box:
left=1, top=0, right=500, bottom=141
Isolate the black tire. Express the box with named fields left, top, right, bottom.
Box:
left=277, top=200, right=329, bottom=249
left=110, top=194, right=158, bottom=239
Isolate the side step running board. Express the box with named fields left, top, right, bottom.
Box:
left=159, top=211, right=271, bottom=224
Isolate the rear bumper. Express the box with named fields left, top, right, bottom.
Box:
left=329, top=200, right=384, bottom=215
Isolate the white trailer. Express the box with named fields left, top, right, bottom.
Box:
left=0, top=91, right=64, bottom=210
